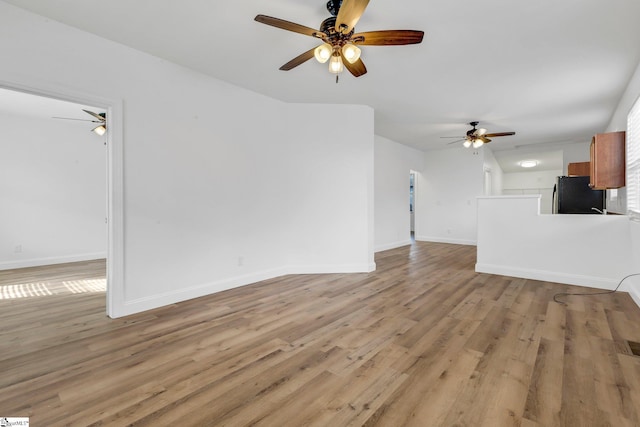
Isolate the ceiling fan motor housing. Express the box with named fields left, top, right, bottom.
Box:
left=319, top=16, right=354, bottom=45
left=326, top=0, right=342, bottom=16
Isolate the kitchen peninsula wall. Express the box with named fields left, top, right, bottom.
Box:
left=476, top=195, right=636, bottom=304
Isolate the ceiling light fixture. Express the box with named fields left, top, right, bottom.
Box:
left=92, top=124, right=107, bottom=136
left=341, top=43, right=361, bottom=64
left=519, top=160, right=538, bottom=168
left=52, top=109, right=106, bottom=136
left=314, top=43, right=332, bottom=63
left=328, top=52, right=344, bottom=74
left=255, top=0, right=424, bottom=81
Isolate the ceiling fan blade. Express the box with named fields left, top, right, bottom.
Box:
left=484, top=132, right=515, bottom=137
left=341, top=55, right=367, bottom=77
left=440, top=136, right=465, bottom=138
left=255, top=15, right=321, bottom=38
left=479, top=136, right=491, bottom=143
left=83, top=109, right=106, bottom=122
left=279, top=48, right=316, bottom=71
left=53, top=116, right=102, bottom=123
left=447, top=139, right=465, bottom=145
left=335, top=0, right=370, bottom=34
left=352, top=30, right=424, bottom=46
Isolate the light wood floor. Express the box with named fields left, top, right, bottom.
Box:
left=1, top=243, right=640, bottom=426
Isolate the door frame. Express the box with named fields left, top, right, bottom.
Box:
left=0, top=79, right=124, bottom=318
left=410, top=170, right=418, bottom=237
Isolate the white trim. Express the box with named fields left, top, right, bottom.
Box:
left=628, top=285, right=640, bottom=309
left=476, top=195, right=541, bottom=200
left=475, top=263, right=620, bottom=290
left=112, top=263, right=376, bottom=318
left=375, top=239, right=412, bottom=252
left=0, top=253, right=107, bottom=271
left=114, top=267, right=288, bottom=318
left=416, top=236, right=477, bottom=246
left=285, top=263, right=376, bottom=275
left=0, top=79, right=124, bottom=319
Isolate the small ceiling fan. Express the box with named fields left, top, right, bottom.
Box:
left=254, top=0, right=424, bottom=80
left=53, top=109, right=106, bottom=135
left=442, top=121, right=515, bottom=148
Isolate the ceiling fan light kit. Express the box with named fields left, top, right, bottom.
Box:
left=92, top=124, right=107, bottom=136
left=314, top=43, right=333, bottom=63
left=443, top=121, right=515, bottom=148
left=52, top=109, right=107, bottom=135
left=329, top=53, right=344, bottom=73
left=341, top=43, right=361, bottom=63
left=255, top=0, right=424, bottom=80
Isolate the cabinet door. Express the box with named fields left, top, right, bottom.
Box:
left=589, top=131, right=625, bottom=189
left=568, top=161, right=590, bottom=176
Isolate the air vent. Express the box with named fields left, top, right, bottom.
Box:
left=628, top=340, right=640, bottom=357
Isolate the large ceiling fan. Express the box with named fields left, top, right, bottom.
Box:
left=443, top=121, right=516, bottom=148
left=53, top=109, right=107, bottom=135
left=254, top=0, right=424, bottom=80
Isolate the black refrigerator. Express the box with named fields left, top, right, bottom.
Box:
left=553, top=176, right=605, bottom=214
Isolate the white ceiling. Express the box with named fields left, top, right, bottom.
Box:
left=492, top=149, right=564, bottom=173
left=3, top=0, right=640, bottom=171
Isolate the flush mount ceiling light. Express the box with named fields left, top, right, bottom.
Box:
left=519, top=160, right=538, bottom=168
left=255, top=0, right=424, bottom=82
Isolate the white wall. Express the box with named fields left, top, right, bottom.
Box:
left=0, top=112, right=106, bottom=268
left=0, top=2, right=375, bottom=317
left=562, top=141, right=591, bottom=174
left=477, top=196, right=634, bottom=289
left=605, top=59, right=640, bottom=304
left=503, top=170, right=559, bottom=190
left=285, top=104, right=375, bottom=271
left=374, top=135, right=424, bottom=252
left=502, top=170, right=560, bottom=214
left=416, top=147, right=484, bottom=245
left=482, top=148, right=503, bottom=196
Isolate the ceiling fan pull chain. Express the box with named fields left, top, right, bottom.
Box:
left=336, top=75, right=339, bottom=84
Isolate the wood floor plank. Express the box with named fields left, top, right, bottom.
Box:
left=523, top=337, right=564, bottom=426
left=2, top=243, right=640, bottom=426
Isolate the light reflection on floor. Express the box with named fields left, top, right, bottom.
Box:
left=0, top=278, right=106, bottom=299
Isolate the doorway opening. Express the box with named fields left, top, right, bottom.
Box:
left=484, top=167, right=492, bottom=196
left=410, top=171, right=417, bottom=241
left=0, top=83, right=120, bottom=316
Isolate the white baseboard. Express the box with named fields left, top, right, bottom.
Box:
left=375, top=240, right=412, bottom=253
left=475, top=263, right=619, bottom=290
left=113, top=267, right=289, bottom=318
left=285, top=262, right=376, bottom=275
left=416, top=236, right=477, bottom=246
left=111, top=262, right=377, bottom=318
left=625, top=277, right=640, bottom=309
left=0, top=252, right=107, bottom=271
left=628, top=285, right=640, bottom=309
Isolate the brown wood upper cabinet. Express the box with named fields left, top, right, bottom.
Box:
left=568, top=161, right=591, bottom=176
left=589, top=131, right=625, bottom=189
